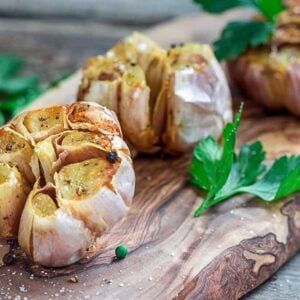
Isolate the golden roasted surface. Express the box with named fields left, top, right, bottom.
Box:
left=0, top=102, right=135, bottom=267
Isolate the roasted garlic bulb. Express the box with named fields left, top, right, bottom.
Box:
left=0, top=102, right=135, bottom=267
left=227, top=6, right=300, bottom=115
left=78, top=32, right=232, bottom=154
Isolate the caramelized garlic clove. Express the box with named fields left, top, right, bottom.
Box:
left=0, top=163, right=30, bottom=238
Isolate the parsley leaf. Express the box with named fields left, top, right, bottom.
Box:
left=256, top=0, right=285, bottom=21
left=189, top=136, right=221, bottom=191
left=241, top=156, right=300, bottom=200
left=193, top=0, right=255, bottom=13
left=213, top=141, right=266, bottom=201
left=0, top=111, right=5, bottom=126
left=193, top=0, right=285, bottom=61
left=191, top=104, right=243, bottom=216
left=190, top=105, right=300, bottom=217
left=193, top=0, right=285, bottom=20
left=0, top=54, right=23, bottom=78
left=0, top=75, right=39, bottom=95
left=214, top=21, right=275, bottom=61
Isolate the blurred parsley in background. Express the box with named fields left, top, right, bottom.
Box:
left=0, top=54, right=72, bottom=126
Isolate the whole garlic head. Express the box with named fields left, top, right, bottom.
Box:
left=78, top=32, right=232, bottom=154
left=0, top=102, right=135, bottom=267
left=227, top=7, right=300, bottom=116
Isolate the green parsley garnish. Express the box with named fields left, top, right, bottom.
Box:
left=193, top=0, right=256, bottom=14
left=214, top=21, right=275, bottom=61
left=0, top=53, right=73, bottom=126
left=193, top=0, right=285, bottom=61
left=190, top=104, right=300, bottom=217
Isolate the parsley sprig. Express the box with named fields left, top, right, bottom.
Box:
left=193, top=0, right=285, bottom=60
left=0, top=54, right=42, bottom=125
left=0, top=54, right=73, bottom=126
left=190, top=105, right=300, bottom=217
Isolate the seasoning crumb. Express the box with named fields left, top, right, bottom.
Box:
left=19, top=284, right=27, bottom=293
left=103, top=278, right=113, bottom=284
left=68, top=276, right=78, bottom=283
left=149, top=276, right=153, bottom=281
left=119, top=283, right=124, bottom=287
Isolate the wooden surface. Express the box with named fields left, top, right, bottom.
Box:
left=0, top=11, right=299, bottom=299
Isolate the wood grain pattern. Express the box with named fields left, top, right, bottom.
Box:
left=1, top=11, right=300, bottom=300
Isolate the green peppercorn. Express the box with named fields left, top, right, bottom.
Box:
left=115, top=245, right=128, bottom=259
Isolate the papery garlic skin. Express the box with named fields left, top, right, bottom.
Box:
left=163, top=44, right=232, bottom=153
left=78, top=32, right=232, bottom=154
left=19, top=184, right=93, bottom=267
left=0, top=102, right=135, bottom=267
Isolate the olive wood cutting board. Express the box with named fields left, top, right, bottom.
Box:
left=0, top=11, right=300, bottom=300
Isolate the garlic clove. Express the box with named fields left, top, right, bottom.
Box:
left=54, top=157, right=130, bottom=235
left=0, top=127, right=35, bottom=184
left=163, top=44, right=232, bottom=153
left=12, top=106, right=69, bottom=144
left=78, top=56, right=122, bottom=113
left=120, top=65, right=159, bottom=152
left=0, top=163, right=30, bottom=238
left=67, top=102, right=122, bottom=137
left=18, top=183, right=93, bottom=267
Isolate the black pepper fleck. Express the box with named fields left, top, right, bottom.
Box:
left=7, top=239, right=18, bottom=248
left=5, top=143, right=13, bottom=151
left=3, top=252, right=14, bottom=265
left=106, top=151, right=118, bottom=163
